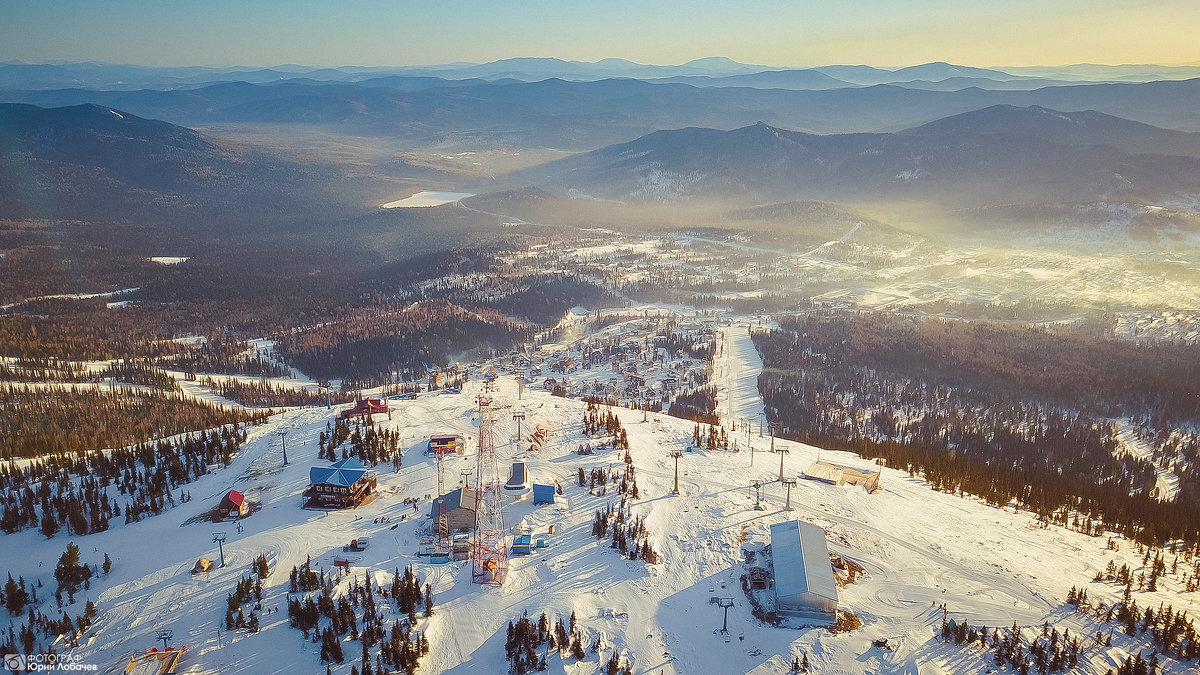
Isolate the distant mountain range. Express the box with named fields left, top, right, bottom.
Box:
left=0, top=102, right=351, bottom=226
left=3, top=75, right=1200, bottom=150
left=5, top=100, right=1200, bottom=219
left=4, top=58, right=1200, bottom=91
left=519, top=105, right=1200, bottom=207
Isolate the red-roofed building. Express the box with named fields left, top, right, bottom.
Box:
left=219, top=490, right=249, bottom=518
left=341, top=396, right=389, bottom=421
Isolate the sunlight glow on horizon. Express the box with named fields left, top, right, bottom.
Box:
left=1, top=0, right=1198, bottom=69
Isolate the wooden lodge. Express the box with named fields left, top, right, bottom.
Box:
left=305, top=457, right=377, bottom=509
left=341, top=396, right=389, bottom=421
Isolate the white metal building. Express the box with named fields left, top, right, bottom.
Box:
left=770, top=519, right=838, bottom=620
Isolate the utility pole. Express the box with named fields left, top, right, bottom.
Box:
left=781, top=478, right=796, bottom=511
left=671, top=451, right=683, bottom=494
left=512, top=412, right=525, bottom=448
left=212, top=532, right=227, bottom=568
left=277, top=430, right=288, bottom=466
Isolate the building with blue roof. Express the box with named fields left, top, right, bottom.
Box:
left=769, top=519, right=838, bottom=620
left=305, top=457, right=378, bottom=508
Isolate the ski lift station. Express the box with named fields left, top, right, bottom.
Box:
left=803, top=461, right=880, bottom=493
left=502, top=461, right=531, bottom=496
left=770, top=519, right=838, bottom=621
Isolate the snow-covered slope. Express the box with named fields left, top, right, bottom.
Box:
left=3, top=334, right=1196, bottom=675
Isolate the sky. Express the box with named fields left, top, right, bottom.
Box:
left=2, top=0, right=1198, bottom=69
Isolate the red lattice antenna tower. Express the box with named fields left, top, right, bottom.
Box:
left=472, top=396, right=508, bottom=586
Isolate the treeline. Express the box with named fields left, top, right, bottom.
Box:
left=0, top=357, right=91, bottom=383
left=583, top=452, right=658, bottom=564
left=0, top=384, right=261, bottom=458
left=1085, top=560, right=1199, bottom=661
left=0, top=542, right=107, bottom=654
left=667, top=387, right=718, bottom=424
left=97, top=360, right=177, bottom=389
left=504, top=611, right=634, bottom=675
left=318, top=416, right=402, bottom=469
left=286, top=559, right=431, bottom=673
left=793, top=434, right=1200, bottom=547
left=753, top=311, right=1200, bottom=542
left=765, top=312, right=1200, bottom=422
left=582, top=400, right=630, bottom=450
left=0, top=424, right=252, bottom=536
left=0, top=298, right=194, bottom=361
left=201, top=376, right=353, bottom=408
left=1, top=358, right=176, bottom=390
left=276, top=299, right=533, bottom=386
left=653, top=331, right=715, bottom=361
left=485, top=275, right=617, bottom=325
left=162, top=336, right=291, bottom=378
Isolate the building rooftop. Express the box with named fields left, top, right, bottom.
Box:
left=310, top=457, right=368, bottom=487
left=770, top=520, right=837, bottom=603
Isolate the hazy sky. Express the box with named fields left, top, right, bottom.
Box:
left=2, top=0, right=1197, bottom=68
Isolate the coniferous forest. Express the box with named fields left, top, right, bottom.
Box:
left=754, top=311, right=1200, bottom=546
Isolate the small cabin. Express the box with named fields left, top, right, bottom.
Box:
left=219, top=490, right=249, bottom=518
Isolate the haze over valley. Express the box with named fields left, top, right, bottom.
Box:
left=2, top=9, right=1200, bottom=672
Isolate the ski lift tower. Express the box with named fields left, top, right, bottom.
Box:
left=434, top=446, right=450, bottom=559
left=155, top=629, right=173, bottom=651
left=212, top=532, right=228, bottom=568
left=716, top=597, right=734, bottom=633
left=781, top=478, right=797, bottom=511
left=670, top=451, right=683, bottom=495
left=472, top=398, right=508, bottom=586
left=749, top=482, right=765, bottom=511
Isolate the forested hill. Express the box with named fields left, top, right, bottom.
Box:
left=753, top=311, right=1200, bottom=546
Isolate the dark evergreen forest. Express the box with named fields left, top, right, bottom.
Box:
left=753, top=311, right=1200, bottom=546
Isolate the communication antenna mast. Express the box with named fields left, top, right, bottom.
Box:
left=472, top=399, right=509, bottom=586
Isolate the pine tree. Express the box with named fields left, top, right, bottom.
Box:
left=4, top=574, right=28, bottom=615
left=571, top=633, right=585, bottom=660
left=41, top=508, right=60, bottom=538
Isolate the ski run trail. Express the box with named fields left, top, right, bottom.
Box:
left=4, top=319, right=1197, bottom=674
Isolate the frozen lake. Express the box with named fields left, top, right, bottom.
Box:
left=380, top=191, right=474, bottom=208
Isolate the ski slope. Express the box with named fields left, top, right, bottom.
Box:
left=2, top=337, right=1197, bottom=674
